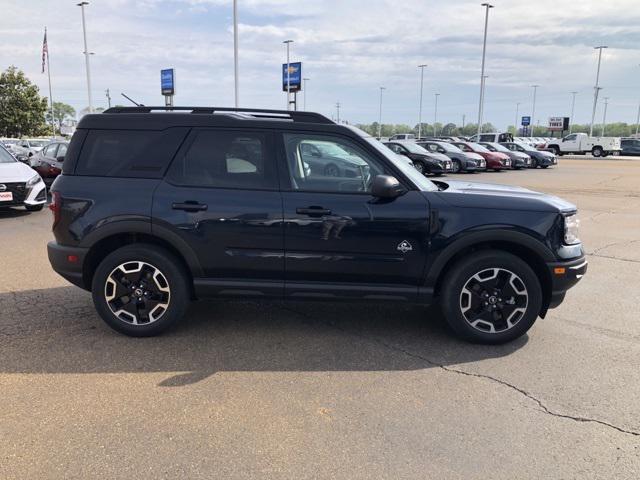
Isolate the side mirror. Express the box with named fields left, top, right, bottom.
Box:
left=371, top=175, right=407, bottom=199
left=56, top=156, right=65, bottom=162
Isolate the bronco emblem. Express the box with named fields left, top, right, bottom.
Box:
left=397, top=240, right=413, bottom=253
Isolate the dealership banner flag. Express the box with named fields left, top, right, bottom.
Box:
left=41, top=27, right=48, bottom=73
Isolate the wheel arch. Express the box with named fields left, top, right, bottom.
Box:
left=427, top=230, right=554, bottom=316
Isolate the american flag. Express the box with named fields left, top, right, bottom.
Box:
left=41, top=28, right=48, bottom=74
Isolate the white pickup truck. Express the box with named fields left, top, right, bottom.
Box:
left=547, top=133, right=621, bottom=157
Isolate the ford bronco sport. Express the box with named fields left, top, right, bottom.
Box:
left=47, top=107, right=587, bottom=344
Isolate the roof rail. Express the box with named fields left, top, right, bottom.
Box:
left=102, top=106, right=334, bottom=124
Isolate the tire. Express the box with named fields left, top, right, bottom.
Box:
left=451, top=159, right=461, bottom=173
left=91, top=244, right=190, bottom=337
left=440, top=250, right=542, bottom=344
left=551, top=146, right=560, bottom=156
left=592, top=146, right=603, bottom=157
left=530, top=158, right=538, bottom=168
left=324, top=163, right=340, bottom=177
left=413, top=161, right=425, bottom=174
left=25, top=204, right=44, bottom=212
left=540, top=165, right=549, bottom=169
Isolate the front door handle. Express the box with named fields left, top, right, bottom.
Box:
left=296, top=206, right=331, bottom=216
left=172, top=201, right=208, bottom=212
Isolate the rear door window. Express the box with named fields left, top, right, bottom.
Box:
left=76, top=128, right=187, bottom=178
left=166, top=129, right=278, bottom=190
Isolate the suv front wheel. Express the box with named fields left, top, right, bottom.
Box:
left=440, top=250, right=542, bottom=344
left=91, top=244, right=190, bottom=336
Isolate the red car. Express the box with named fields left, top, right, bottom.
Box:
left=453, top=142, right=511, bottom=171
left=29, top=141, right=68, bottom=185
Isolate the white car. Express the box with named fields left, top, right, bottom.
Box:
left=0, top=144, right=47, bottom=212
left=546, top=133, right=621, bottom=157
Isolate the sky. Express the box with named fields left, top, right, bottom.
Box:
left=1, top=0, right=639, bottom=129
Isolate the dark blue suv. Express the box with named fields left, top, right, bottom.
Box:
left=47, top=107, right=587, bottom=344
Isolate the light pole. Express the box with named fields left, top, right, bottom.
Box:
left=433, top=93, right=440, bottom=136
left=283, top=40, right=293, bottom=110
left=569, top=91, right=577, bottom=133
left=589, top=46, right=607, bottom=136
left=77, top=2, right=93, bottom=113
left=601, top=97, right=609, bottom=136
left=530, top=84, right=539, bottom=138
left=302, top=77, right=309, bottom=110
left=477, top=3, right=493, bottom=136
left=233, top=0, right=239, bottom=107
left=418, top=64, right=427, bottom=138
left=336, top=102, right=340, bottom=123
left=636, top=64, right=640, bottom=136
left=515, top=102, right=520, bottom=133
left=377, top=86, right=385, bottom=138
left=105, top=88, right=111, bottom=108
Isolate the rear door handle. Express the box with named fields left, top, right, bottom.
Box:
left=172, top=201, right=208, bottom=212
left=296, top=206, right=331, bottom=216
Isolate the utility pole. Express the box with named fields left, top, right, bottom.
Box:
left=477, top=3, right=494, bottom=136
left=601, top=97, right=609, bottom=136
left=77, top=2, right=93, bottom=113
left=515, top=102, right=520, bottom=134
left=233, top=0, right=239, bottom=107
left=302, top=77, right=309, bottom=110
left=462, top=114, right=466, bottom=130
left=377, top=86, right=385, bottom=138
left=418, top=64, right=427, bottom=138
left=569, top=91, right=577, bottom=134
left=335, top=102, right=340, bottom=123
left=433, top=93, right=440, bottom=136
left=105, top=88, right=111, bottom=108
left=283, top=40, right=293, bottom=110
left=530, top=84, right=539, bottom=138
left=589, top=46, right=607, bottom=136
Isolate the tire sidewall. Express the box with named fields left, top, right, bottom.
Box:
left=441, top=250, right=543, bottom=344
left=91, top=244, right=190, bottom=337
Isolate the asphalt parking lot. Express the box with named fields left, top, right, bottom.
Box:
left=1, top=158, right=639, bottom=479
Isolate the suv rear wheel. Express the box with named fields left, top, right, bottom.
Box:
left=440, top=250, right=542, bottom=344
left=91, top=244, right=190, bottom=337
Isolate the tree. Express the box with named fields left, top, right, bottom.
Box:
left=0, top=66, right=48, bottom=137
left=46, top=102, right=76, bottom=133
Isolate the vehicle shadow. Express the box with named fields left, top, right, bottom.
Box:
left=0, top=207, right=32, bottom=218
left=0, top=286, right=528, bottom=387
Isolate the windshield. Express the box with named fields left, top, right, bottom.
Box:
left=401, top=142, right=429, bottom=154
left=515, top=142, right=536, bottom=152
left=345, top=126, right=437, bottom=192
left=0, top=145, right=17, bottom=163
left=27, top=140, right=48, bottom=147
left=468, top=142, right=490, bottom=153
left=434, top=141, right=462, bottom=153
left=485, top=142, right=510, bottom=153
left=3, top=139, right=18, bottom=145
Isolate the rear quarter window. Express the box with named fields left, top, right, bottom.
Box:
left=75, top=128, right=188, bottom=178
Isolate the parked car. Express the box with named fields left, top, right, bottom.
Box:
left=2, top=139, right=32, bottom=163
left=468, top=132, right=514, bottom=144
left=48, top=106, right=586, bottom=344
left=620, top=138, right=640, bottom=156
left=389, top=133, right=416, bottom=141
left=0, top=143, right=46, bottom=212
left=435, top=136, right=464, bottom=142
left=29, top=141, right=68, bottom=185
left=384, top=141, right=452, bottom=176
left=417, top=140, right=486, bottom=173
left=500, top=142, right=557, bottom=168
left=546, top=133, right=621, bottom=157
left=452, top=142, right=511, bottom=171
left=17, top=138, right=50, bottom=154
left=479, top=142, right=531, bottom=169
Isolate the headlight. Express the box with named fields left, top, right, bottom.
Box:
left=564, top=214, right=580, bottom=245
left=26, top=174, right=41, bottom=187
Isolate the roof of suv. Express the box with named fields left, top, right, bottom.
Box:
left=78, top=106, right=339, bottom=131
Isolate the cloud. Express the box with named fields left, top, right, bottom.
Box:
left=1, top=0, right=639, bottom=128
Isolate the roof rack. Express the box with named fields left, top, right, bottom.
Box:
left=102, top=106, right=334, bottom=124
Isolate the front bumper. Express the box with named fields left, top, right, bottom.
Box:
left=0, top=180, right=46, bottom=207
left=47, top=241, right=89, bottom=290
left=546, top=255, right=587, bottom=309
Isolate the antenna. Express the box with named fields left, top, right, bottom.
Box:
left=120, top=92, right=143, bottom=106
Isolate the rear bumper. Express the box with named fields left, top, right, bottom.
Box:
left=546, top=255, right=587, bottom=309
left=47, top=241, right=89, bottom=290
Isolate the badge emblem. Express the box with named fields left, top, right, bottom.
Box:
left=397, top=240, right=413, bottom=253
left=0, top=184, right=6, bottom=192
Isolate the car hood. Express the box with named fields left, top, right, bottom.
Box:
left=435, top=180, right=577, bottom=213
left=462, top=152, right=485, bottom=161
left=420, top=152, right=450, bottom=162
left=0, top=161, right=37, bottom=181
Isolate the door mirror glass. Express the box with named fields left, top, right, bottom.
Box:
left=371, top=175, right=407, bottom=198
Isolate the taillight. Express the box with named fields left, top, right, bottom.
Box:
left=49, top=191, right=61, bottom=229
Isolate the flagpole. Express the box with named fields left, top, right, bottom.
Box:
left=44, top=27, right=55, bottom=138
